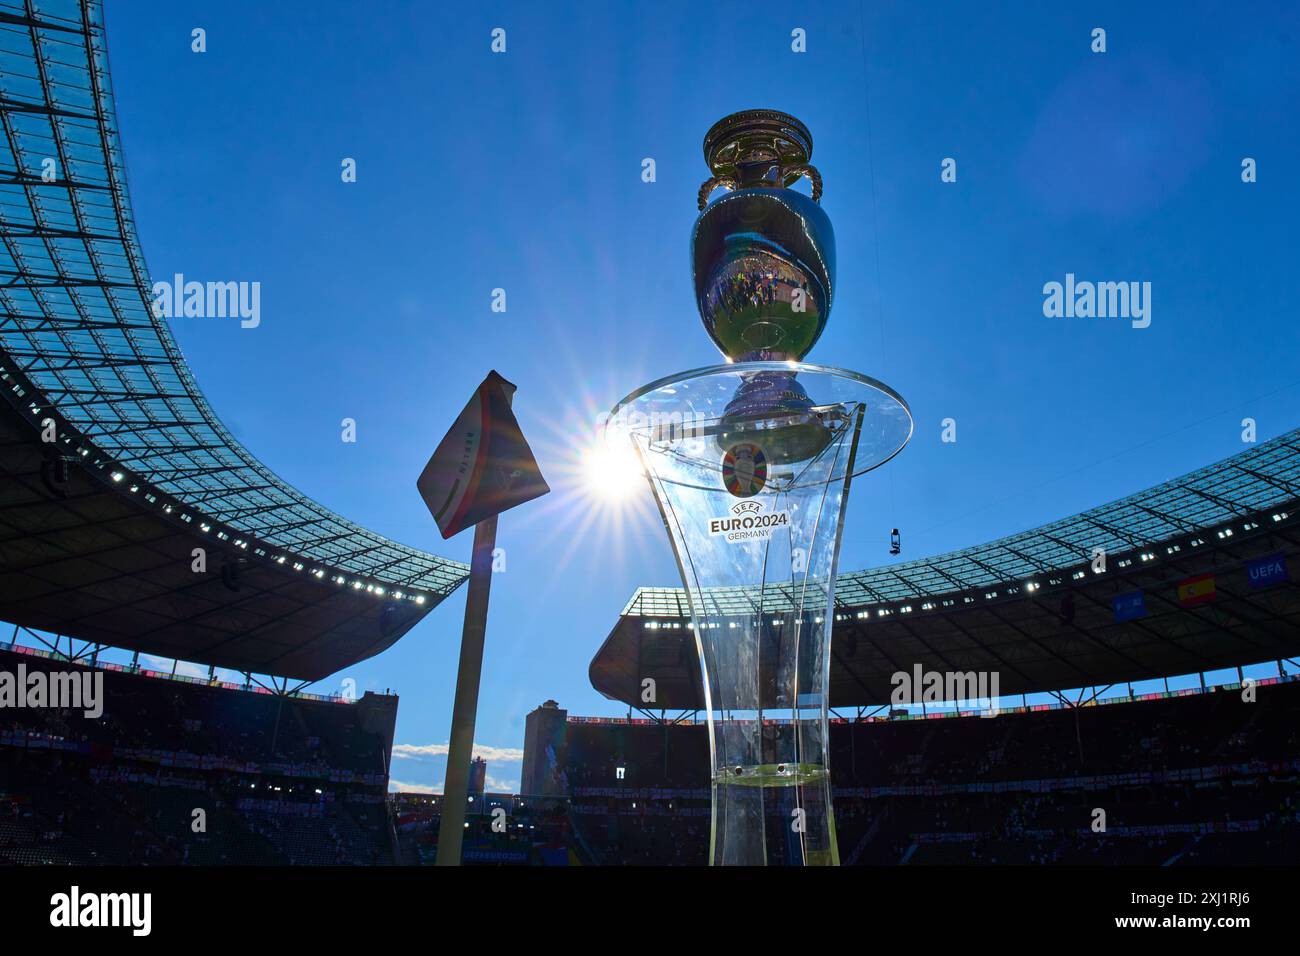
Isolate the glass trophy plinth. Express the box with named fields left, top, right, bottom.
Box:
left=608, top=361, right=912, bottom=866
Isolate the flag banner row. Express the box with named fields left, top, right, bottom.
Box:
left=1111, top=553, right=1290, bottom=622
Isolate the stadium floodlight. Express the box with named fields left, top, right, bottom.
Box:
left=607, top=111, right=912, bottom=866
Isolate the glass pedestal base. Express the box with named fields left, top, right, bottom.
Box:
left=608, top=361, right=912, bottom=865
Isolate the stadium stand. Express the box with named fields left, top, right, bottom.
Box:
left=390, top=792, right=572, bottom=866
left=0, top=645, right=396, bottom=864
left=555, top=675, right=1300, bottom=865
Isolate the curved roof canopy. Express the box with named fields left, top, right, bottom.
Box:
left=621, top=427, right=1300, bottom=618
left=0, top=0, right=466, bottom=596
left=593, top=428, right=1300, bottom=707
left=0, top=388, right=430, bottom=681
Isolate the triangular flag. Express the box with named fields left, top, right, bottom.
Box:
left=417, top=371, right=550, bottom=539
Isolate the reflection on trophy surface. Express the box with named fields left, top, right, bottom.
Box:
left=692, top=111, right=838, bottom=470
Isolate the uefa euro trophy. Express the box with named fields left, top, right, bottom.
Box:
left=607, top=111, right=912, bottom=865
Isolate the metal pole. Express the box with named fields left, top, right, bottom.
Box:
left=435, top=513, right=499, bottom=866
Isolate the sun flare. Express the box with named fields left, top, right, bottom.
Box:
left=581, top=441, right=644, bottom=502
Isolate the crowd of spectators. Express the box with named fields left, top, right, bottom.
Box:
left=3, top=641, right=1295, bottom=866
left=389, top=793, right=571, bottom=865
left=560, top=677, right=1300, bottom=865
left=0, top=648, right=394, bottom=865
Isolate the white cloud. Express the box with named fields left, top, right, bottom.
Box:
left=388, top=775, right=519, bottom=795
left=484, top=775, right=519, bottom=794
left=389, top=779, right=440, bottom=794
left=140, top=655, right=210, bottom=680
left=392, top=742, right=524, bottom=763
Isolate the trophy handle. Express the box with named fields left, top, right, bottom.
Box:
left=697, top=176, right=738, bottom=211
left=697, top=164, right=822, bottom=209
left=787, top=164, right=823, bottom=203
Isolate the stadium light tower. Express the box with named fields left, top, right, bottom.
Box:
left=607, top=111, right=912, bottom=865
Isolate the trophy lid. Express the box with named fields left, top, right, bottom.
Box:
left=702, top=109, right=813, bottom=189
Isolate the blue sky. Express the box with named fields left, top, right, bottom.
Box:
left=94, top=0, right=1300, bottom=792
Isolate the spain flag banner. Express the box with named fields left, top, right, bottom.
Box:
left=417, top=371, right=550, bottom=540
left=1177, top=572, right=1217, bottom=607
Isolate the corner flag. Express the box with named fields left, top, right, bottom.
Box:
left=417, top=371, right=549, bottom=539
left=417, top=371, right=547, bottom=866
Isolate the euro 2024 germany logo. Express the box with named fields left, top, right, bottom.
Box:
left=708, top=497, right=789, bottom=543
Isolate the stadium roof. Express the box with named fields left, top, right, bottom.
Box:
left=592, top=427, right=1300, bottom=707
left=0, top=387, right=432, bottom=680
left=0, top=0, right=468, bottom=678
left=0, top=0, right=466, bottom=596
left=620, top=426, right=1300, bottom=617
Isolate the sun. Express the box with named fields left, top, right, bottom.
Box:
left=580, top=440, right=644, bottom=502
